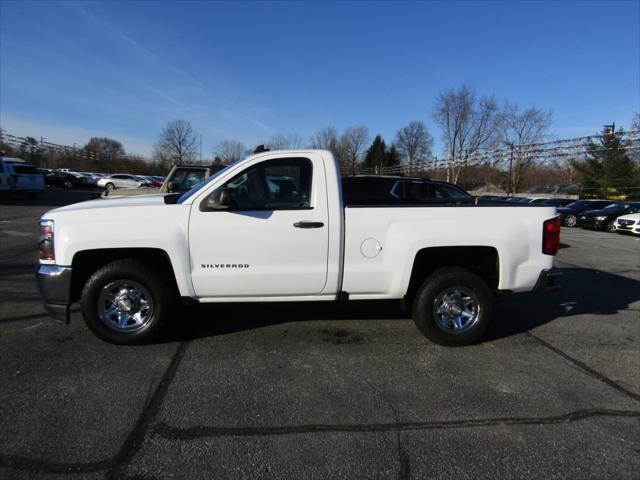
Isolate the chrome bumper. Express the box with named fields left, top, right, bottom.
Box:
left=533, top=268, right=562, bottom=292
left=35, top=265, right=73, bottom=322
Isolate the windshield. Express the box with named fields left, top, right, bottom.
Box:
left=177, top=165, right=231, bottom=203
left=603, top=203, right=626, bottom=210
left=565, top=200, right=591, bottom=209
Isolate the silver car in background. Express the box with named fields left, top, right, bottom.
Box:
left=97, top=174, right=145, bottom=191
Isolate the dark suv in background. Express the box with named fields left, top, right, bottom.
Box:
left=341, top=175, right=472, bottom=205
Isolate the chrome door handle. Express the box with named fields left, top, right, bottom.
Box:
left=293, top=221, right=324, bottom=229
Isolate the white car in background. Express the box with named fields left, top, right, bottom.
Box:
left=615, top=212, right=640, bottom=236
left=97, top=174, right=145, bottom=191
left=0, top=157, right=45, bottom=197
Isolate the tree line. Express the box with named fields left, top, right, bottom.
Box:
left=1, top=85, right=638, bottom=195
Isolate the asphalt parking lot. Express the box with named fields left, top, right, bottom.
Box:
left=1, top=189, right=639, bottom=479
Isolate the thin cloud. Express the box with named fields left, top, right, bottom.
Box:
left=59, top=0, right=274, bottom=133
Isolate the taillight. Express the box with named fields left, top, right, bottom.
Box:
left=542, top=217, right=561, bottom=255
left=38, top=219, right=55, bottom=261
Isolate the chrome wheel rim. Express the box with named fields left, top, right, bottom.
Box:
left=97, top=280, right=153, bottom=333
left=432, top=286, right=480, bottom=335
left=565, top=215, right=576, bottom=227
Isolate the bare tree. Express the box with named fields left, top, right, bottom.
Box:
left=264, top=133, right=304, bottom=150
left=310, top=126, right=339, bottom=150
left=432, top=85, right=500, bottom=183
left=154, top=119, right=199, bottom=165
left=214, top=139, right=246, bottom=163
left=339, top=126, right=369, bottom=175
left=499, top=102, right=553, bottom=192
left=629, top=113, right=640, bottom=164
left=265, top=134, right=289, bottom=150
left=394, top=121, right=433, bottom=173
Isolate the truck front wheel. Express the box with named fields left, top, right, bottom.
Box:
left=80, top=259, right=176, bottom=344
left=412, top=267, right=492, bottom=346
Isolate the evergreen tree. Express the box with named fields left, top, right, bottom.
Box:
left=571, top=127, right=639, bottom=198
left=386, top=144, right=401, bottom=167
left=363, top=135, right=388, bottom=170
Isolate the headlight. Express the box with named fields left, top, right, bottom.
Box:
left=595, top=216, right=607, bottom=221
left=38, top=219, right=55, bottom=261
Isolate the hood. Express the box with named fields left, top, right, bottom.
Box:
left=617, top=212, right=640, bottom=221
left=48, top=194, right=169, bottom=214
left=582, top=208, right=621, bottom=218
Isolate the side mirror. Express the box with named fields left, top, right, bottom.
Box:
left=167, top=181, right=174, bottom=193
left=204, top=187, right=233, bottom=211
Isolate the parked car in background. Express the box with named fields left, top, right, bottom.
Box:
left=44, top=171, right=86, bottom=189
left=557, top=200, right=614, bottom=227
left=540, top=198, right=576, bottom=207
left=615, top=212, right=640, bottom=236
left=579, top=202, right=640, bottom=231
left=475, top=195, right=507, bottom=203
left=97, top=174, right=145, bottom=191
left=103, top=164, right=226, bottom=197
left=342, top=175, right=473, bottom=204
left=140, top=176, right=163, bottom=188
left=0, top=157, right=15, bottom=193
left=0, top=157, right=45, bottom=197
left=79, top=172, right=104, bottom=184
left=71, top=172, right=97, bottom=186
left=505, top=196, right=531, bottom=203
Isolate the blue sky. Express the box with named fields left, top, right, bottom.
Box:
left=1, top=0, right=638, bottom=157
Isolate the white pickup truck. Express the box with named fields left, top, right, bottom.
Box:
left=36, top=150, right=561, bottom=346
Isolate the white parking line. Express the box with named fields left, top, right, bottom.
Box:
left=2, top=230, right=34, bottom=237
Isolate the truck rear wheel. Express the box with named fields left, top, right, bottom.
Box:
left=412, top=267, right=492, bottom=346
left=80, top=259, right=176, bottom=344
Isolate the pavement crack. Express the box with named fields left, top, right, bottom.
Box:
left=0, top=341, right=189, bottom=476
left=528, top=333, right=640, bottom=402
left=151, top=408, right=640, bottom=440
left=397, top=434, right=411, bottom=480
left=105, top=340, right=189, bottom=480
left=0, top=456, right=111, bottom=474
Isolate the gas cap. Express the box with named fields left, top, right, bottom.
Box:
left=360, top=238, right=382, bottom=258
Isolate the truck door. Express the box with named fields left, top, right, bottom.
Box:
left=188, top=155, right=329, bottom=297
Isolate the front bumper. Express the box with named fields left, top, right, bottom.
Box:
left=533, top=268, right=562, bottom=292
left=578, top=217, right=606, bottom=230
left=35, top=265, right=73, bottom=322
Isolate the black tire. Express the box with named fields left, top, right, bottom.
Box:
left=105, top=182, right=115, bottom=191
left=605, top=220, right=615, bottom=232
left=412, top=267, right=493, bottom=347
left=563, top=214, right=577, bottom=227
left=80, top=259, right=176, bottom=344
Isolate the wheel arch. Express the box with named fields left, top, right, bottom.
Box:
left=403, top=246, right=499, bottom=311
left=70, top=248, right=180, bottom=303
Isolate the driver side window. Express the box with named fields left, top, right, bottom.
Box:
left=221, top=157, right=312, bottom=211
